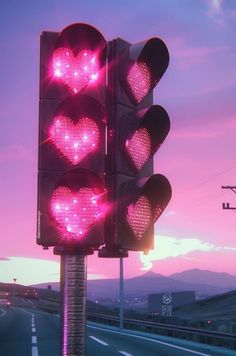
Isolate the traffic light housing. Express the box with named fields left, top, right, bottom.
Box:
left=99, top=37, right=172, bottom=256
left=37, top=23, right=107, bottom=252
left=37, top=24, right=172, bottom=256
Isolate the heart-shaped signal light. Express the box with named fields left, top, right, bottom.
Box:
left=125, top=106, right=170, bottom=172
left=53, top=48, right=99, bottom=93
left=126, top=127, right=151, bottom=171
left=52, top=23, right=106, bottom=94
left=124, top=38, right=169, bottom=105
left=50, top=115, right=100, bottom=164
left=51, top=186, right=102, bottom=239
left=126, top=174, right=172, bottom=240
left=127, top=195, right=152, bottom=240
left=127, top=62, right=151, bottom=104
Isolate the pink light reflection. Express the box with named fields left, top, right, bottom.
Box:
left=51, top=187, right=102, bottom=239
left=50, top=115, right=100, bottom=164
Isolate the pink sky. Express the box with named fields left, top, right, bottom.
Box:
left=0, top=0, right=236, bottom=284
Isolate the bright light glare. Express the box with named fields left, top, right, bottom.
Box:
left=53, top=48, right=100, bottom=93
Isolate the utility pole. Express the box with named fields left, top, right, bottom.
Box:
left=119, top=257, right=124, bottom=329
left=222, top=186, right=236, bottom=210
left=12, top=278, right=17, bottom=307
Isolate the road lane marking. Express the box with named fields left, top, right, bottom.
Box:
left=119, top=352, right=133, bottom=356
left=32, top=346, right=39, bottom=356
left=89, top=335, right=109, bottom=346
left=15, top=309, right=39, bottom=356
left=88, top=325, right=211, bottom=356
left=0, top=310, right=7, bottom=318
left=31, top=315, right=38, bottom=356
left=17, top=308, right=33, bottom=316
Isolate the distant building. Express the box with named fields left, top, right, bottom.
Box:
left=148, top=291, right=196, bottom=315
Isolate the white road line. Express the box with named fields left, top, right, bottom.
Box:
left=17, top=308, right=33, bottom=317
left=31, top=314, right=38, bottom=356
left=0, top=311, right=7, bottom=318
left=89, top=335, right=109, bottom=346
left=119, top=351, right=133, bottom=356
left=32, top=346, right=39, bottom=356
left=16, top=309, right=38, bottom=356
left=88, top=325, right=211, bottom=356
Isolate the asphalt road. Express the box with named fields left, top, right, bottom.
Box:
left=0, top=307, right=235, bottom=356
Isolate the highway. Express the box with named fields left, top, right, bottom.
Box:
left=0, top=307, right=235, bottom=356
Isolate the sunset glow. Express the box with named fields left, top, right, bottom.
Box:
left=0, top=0, right=236, bottom=282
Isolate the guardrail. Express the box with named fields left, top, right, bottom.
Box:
left=88, top=313, right=236, bottom=350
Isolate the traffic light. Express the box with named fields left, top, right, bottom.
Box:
left=37, top=23, right=107, bottom=252
left=99, top=37, right=172, bottom=256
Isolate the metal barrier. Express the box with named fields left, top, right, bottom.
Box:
left=88, top=313, right=236, bottom=350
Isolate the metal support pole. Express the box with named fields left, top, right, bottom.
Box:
left=60, top=254, right=87, bottom=356
left=119, top=257, right=124, bottom=329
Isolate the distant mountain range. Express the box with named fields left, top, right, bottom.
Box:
left=170, top=269, right=236, bottom=289
left=32, top=269, right=236, bottom=299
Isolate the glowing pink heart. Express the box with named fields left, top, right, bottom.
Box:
left=51, top=186, right=101, bottom=238
left=53, top=48, right=99, bottom=93
left=127, top=195, right=152, bottom=240
left=127, top=62, right=151, bottom=103
left=50, top=115, right=100, bottom=164
left=126, top=127, right=151, bottom=170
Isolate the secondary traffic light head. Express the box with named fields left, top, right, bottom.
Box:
left=120, top=37, right=169, bottom=105
left=100, top=36, right=171, bottom=256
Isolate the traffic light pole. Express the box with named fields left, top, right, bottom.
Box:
left=60, top=254, right=86, bottom=356
left=54, top=248, right=92, bottom=356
